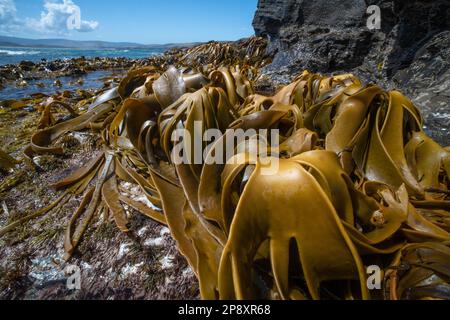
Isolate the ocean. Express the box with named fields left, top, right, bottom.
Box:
left=0, top=70, right=126, bottom=100
left=0, top=47, right=165, bottom=66
left=0, top=47, right=166, bottom=100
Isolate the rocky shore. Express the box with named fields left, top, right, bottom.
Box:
left=0, top=57, right=136, bottom=89
left=0, top=1, right=448, bottom=300
left=0, top=38, right=269, bottom=300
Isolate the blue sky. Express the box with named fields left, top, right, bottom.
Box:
left=0, top=0, right=258, bottom=43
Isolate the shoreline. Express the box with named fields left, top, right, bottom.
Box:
left=1, top=34, right=448, bottom=146
left=0, top=37, right=269, bottom=98
left=0, top=37, right=269, bottom=300
left=0, top=56, right=145, bottom=84
left=0, top=36, right=448, bottom=300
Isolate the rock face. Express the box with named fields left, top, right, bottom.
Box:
left=253, top=0, right=450, bottom=144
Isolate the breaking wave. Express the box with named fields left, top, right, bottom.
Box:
left=0, top=49, right=41, bottom=56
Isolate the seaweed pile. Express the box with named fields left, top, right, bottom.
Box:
left=169, top=37, right=270, bottom=72
left=0, top=56, right=139, bottom=89
left=0, top=38, right=449, bottom=300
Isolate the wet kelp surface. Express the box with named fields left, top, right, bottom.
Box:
left=0, top=37, right=449, bottom=300
left=0, top=38, right=268, bottom=300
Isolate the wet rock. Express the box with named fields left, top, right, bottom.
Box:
left=19, top=61, right=35, bottom=72
left=253, top=0, right=449, bottom=76
left=16, top=80, right=28, bottom=88
left=47, top=62, right=62, bottom=72
left=394, top=31, right=450, bottom=145
left=253, top=0, right=450, bottom=144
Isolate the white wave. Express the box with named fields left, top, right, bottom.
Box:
left=104, top=49, right=130, bottom=54
left=0, top=49, right=41, bottom=56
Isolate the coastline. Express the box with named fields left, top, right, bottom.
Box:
left=0, top=0, right=448, bottom=303
left=0, top=34, right=448, bottom=300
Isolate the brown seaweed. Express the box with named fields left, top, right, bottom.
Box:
left=0, top=38, right=449, bottom=300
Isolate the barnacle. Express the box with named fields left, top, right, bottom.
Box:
left=0, top=39, right=449, bottom=300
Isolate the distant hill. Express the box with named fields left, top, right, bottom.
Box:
left=0, top=36, right=201, bottom=50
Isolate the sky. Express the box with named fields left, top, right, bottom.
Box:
left=0, top=0, right=258, bottom=43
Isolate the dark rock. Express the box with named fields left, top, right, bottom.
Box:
left=253, top=0, right=449, bottom=76
left=253, top=0, right=450, bottom=145
left=18, top=61, right=35, bottom=71
left=394, top=31, right=450, bottom=145
left=46, top=62, right=62, bottom=72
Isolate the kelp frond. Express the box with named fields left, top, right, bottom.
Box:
left=0, top=39, right=449, bottom=300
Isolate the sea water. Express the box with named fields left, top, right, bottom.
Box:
left=0, top=47, right=164, bottom=66
left=0, top=47, right=164, bottom=100
left=0, top=70, right=126, bottom=100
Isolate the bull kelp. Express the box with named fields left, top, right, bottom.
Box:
left=0, top=38, right=449, bottom=300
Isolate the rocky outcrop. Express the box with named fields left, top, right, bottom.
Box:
left=253, top=0, right=450, bottom=144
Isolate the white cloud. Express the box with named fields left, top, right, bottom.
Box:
left=0, top=0, right=99, bottom=36
left=0, top=0, right=20, bottom=34
left=0, top=0, right=16, bottom=21
left=27, top=0, right=99, bottom=34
